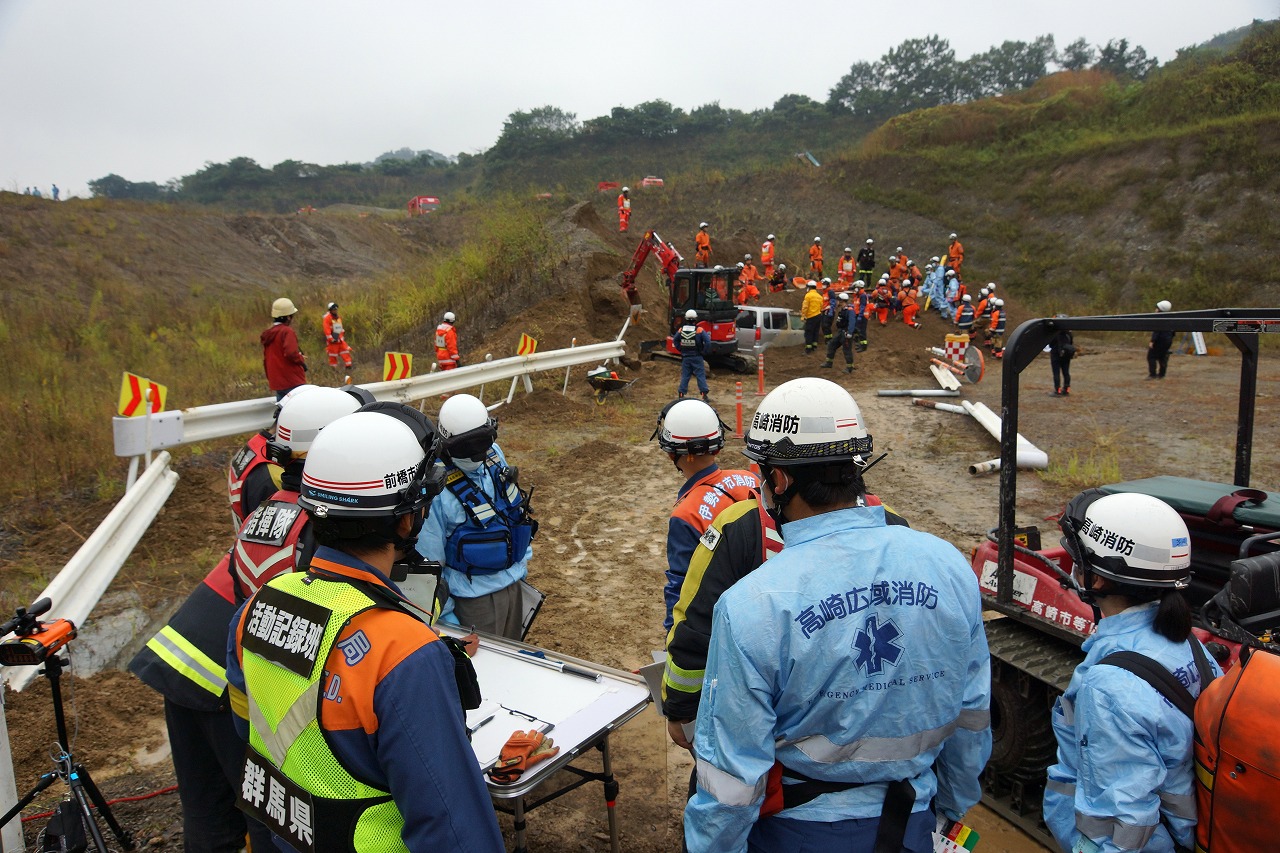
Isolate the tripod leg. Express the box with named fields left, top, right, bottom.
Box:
left=74, top=764, right=137, bottom=850
left=68, top=769, right=111, bottom=853
left=0, top=772, right=59, bottom=830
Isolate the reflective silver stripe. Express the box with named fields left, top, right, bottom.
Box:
left=695, top=757, right=765, bottom=807
left=247, top=678, right=321, bottom=766
left=1075, top=813, right=1157, bottom=850
left=662, top=662, right=703, bottom=691
left=790, top=716, right=962, bottom=763
left=470, top=501, right=497, bottom=522
left=957, top=709, right=990, bottom=730
left=1159, top=790, right=1196, bottom=819
left=235, top=541, right=293, bottom=595
left=1061, top=696, right=1075, bottom=725
left=1045, top=778, right=1075, bottom=797
left=150, top=628, right=228, bottom=693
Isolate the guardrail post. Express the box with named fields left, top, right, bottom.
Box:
left=562, top=338, right=577, bottom=395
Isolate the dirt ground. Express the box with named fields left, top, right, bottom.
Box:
left=8, top=315, right=1278, bottom=851
left=5, top=204, right=1279, bottom=851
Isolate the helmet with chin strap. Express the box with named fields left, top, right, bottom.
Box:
left=1058, top=490, right=1191, bottom=604
left=437, top=394, right=498, bottom=465
left=651, top=399, right=725, bottom=461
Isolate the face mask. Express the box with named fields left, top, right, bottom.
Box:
left=454, top=456, right=484, bottom=474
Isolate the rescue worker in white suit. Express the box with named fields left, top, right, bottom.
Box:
left=684, top=377, right=991, bottom=853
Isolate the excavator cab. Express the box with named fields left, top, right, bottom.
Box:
left=667, top=268, right=739, bottom=360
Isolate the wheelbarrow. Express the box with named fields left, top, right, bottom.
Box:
left=587, top=370, right=639, bottom=405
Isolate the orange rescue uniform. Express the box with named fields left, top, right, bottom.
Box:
left=901, top=286, right=921, bottom=327
left=695, top=230, right=712, bottom=266
left=837, top=254, right=855, bottom=285
left=760, top=240, right=775, bottom=278
left=322, top=311, right=353, bottom=369
left=808, top=243, right=823, bottom=275
left=617, top=193, right=631, bottom=232
left=947, top=239, right=964, bottom=272
left=434, top=322, right=459, bottom=370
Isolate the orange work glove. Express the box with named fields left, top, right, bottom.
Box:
left=488, top=729, right=560, bottom=785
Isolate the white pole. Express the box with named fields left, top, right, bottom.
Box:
left=562, top=338, right=577, bottom=395
left=0, top=688, right=22, bottom=852
left=143, top=388, right=153, bottom=469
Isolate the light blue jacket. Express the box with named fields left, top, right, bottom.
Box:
left=1044, top=602, right=1220, bottom=853
left=684, top=506, right=991, bottom=853
left=416, top=443, right=529, bottom=623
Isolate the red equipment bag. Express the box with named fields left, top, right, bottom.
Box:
left=1193, top=645, right=1280, bottom=852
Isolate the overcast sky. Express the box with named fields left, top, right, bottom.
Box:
left=1, top=0, right=1274, bottom=197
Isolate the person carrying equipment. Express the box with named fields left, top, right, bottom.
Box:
left=322, top=302, right=353, bottom=372
left=653, top=400, right=758, bottom=633
left=228, top=407, right=504, bottom=852
left=684, top=378, right=990, bottom=852
left=695, top=222, right=712, bottom=267
left=1044, top=491, right=1220, bottom=853
left=435, top=311, right=460, bottom=370
left=808, top=237, right=823, bottom=276
left=767, top=263, right=788, bottom=293
left=821, top=292, right=857, bottom=373
left=800, top=281, right=823, bottom=354
left=417, top=394, right=537, bottom=638
left=617, top=186, right=631, bottom=232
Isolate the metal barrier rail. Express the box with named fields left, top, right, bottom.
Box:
left=112, top=340, right=625, bottom=460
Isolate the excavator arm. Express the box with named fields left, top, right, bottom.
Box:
left=620, top=229, right=683, bottom=311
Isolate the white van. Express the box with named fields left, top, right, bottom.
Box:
left=734, top=306, right=805, bottom=349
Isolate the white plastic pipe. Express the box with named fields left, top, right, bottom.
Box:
left=912, top=399, right=968, bottom=414
left=878, top=389, right=960, bottom=397
left=961, top=401, right=1049, bottom=474
left=969, top=452, right=1049, bottom=475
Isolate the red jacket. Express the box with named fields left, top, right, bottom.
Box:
left=261, top=323, right=306, bottom=392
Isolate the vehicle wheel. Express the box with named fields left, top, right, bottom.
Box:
left=595, top=391, right=607, bottom=405
left=987, top=657, right=1058, bottom=782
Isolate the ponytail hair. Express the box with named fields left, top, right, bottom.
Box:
left=1152, top=589, right=1193, bottom=643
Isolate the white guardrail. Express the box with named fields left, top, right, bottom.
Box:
left=1, top=341, right=623, bottom=844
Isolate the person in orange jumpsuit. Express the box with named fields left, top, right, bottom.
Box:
left=734, top=259, right=761, bottom=305
left=946, top=232, right=964, bottom=273
left=435, top=311, right=460, bottom=370
left=872, top=280, right=892, bottom=326
left=322, top=302, right=354, bottom=371
left=760, top=234, right=776, bottom=278
left=905, top=259, right=923, bottom=286
left=694, top=222, right=712, bottom=267
left=617, top=187, right=631, bottom=232
left=767, top=263, right=788, bottom=293
left=888, top=255, right=907, bottom=289
left=901, top=282, right=922, bottom=328
left=808, top=237, right=823, bottom=276
left=833, top=247, right=853, bottom=287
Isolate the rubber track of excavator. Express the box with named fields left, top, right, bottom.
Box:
left=980, top=617, right=1082, bottom=847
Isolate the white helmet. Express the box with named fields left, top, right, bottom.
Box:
left=271, top=297, right=298, bottom=318
left=866, top=238, right=874, bottom=244
left=1059, top=491, right=1191, bottom=591
left=699, top=221, right=709, bottom=228
left=946, top=269, right=957, bottom=278
left=684, top=308, right=699, bottom=321
left=326, top=301, right=338, bottom=311
left=962, top=294, right=972, bottom=302
left=736, top=262, right=745, bottom=269
left=813, top=237, right=821, bottom=243
left=844, top=247, right=853, bottom=253
left=949, top=232, right=958, bottom=240
left=744, top=253, right=752, bottom=260
left=1156, top=300, right=1172, bottom=312
left=299, top=411, right=436, bottom=520
left=743, top=378, right=873, bottom=467
left=779, top=263, right=786, bottom=270
left=987, top=282, right=997, bottom=290
left=271, top=383, right=319, bottom=424
left=907, top=259, right=914, bottom=266
left=880, top=273, right=889, bottom=280
left=653, top=399, right=724, bottom=456
left=806, top=280, right=817, bottom=288
left=979, top=288, right=989, bottom=297
left=931, top=256, right=940, bottom=263
left=994, top=298, right=1004, bottom=307
left=443, top=311, right=456, bottom=323
left=766, top=234, right=775, bottom=241
left=837, top=292, right=850, bottom=301
left=621, top=186, right=629, bottom=192
left=268, top=386, right=361, bottom=462
left=895, top=246, right=903, bottom=253
left=821, top=277, right=831, bottom=285
left=438, top=394, right=497, bottom=463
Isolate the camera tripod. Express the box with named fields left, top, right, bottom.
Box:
left=1, top=653, right=135, bottom=851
